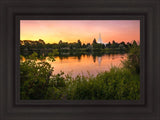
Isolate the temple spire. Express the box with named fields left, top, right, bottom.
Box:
left=99, top=33, right=101, bottom=39
left=98, top=33, right=103, bottom=43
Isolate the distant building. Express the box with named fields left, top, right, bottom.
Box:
left=97, top=33, right=103, bottom=44
left=97, top=33, right=108, bottom=45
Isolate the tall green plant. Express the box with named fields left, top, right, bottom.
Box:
left=122, top=43, right=140, bottom=73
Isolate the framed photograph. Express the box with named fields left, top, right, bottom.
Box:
left=19, top=19, right=141, bottom=101
left=0, top=0, right=160, bottom=120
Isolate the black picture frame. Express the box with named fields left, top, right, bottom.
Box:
left=0, top=0, right=160, bottom=120
left=16, top=16, right=144, bottom=105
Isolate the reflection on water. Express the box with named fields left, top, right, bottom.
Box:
left=97, top=56, right=102, bottom=65
left=46, top=54, right=127, bottom=77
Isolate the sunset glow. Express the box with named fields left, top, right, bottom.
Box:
left=20, top=20, right=140, bottom=44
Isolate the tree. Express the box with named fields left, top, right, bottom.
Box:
left=59, top=40, right=63, bottom=44
left=102, top=44, right=105, bottom=49
left=127, top=42, right=131, bottom=47
left=112, top=40, right=116, bottom=44
left=82, top=43, right=86, bottom=48
left=77, top=39, right=82, bottom=48
left=106, top=42, right=111, bottom=48
left=132, top=40, right=138, bottom=46
left=92, top=38, right=97, bottom=45
left=86, top=43, right=91, bottom=46
left=38, top=39, right=45, bottom=44
left=111, top=40, right=116, bottom=48
left=58, top=40, right=63, bottom=49
left=122, top=45, right=140, bottom=74
left=120, top=41, right=125, bottom=46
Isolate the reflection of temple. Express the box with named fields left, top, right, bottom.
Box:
left=97, top=56, right=102, bottom=65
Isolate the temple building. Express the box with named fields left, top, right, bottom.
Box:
left=97, top=33, right=103, bottom=44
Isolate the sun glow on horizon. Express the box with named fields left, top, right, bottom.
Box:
left=20, top=20, right=140, bottom=44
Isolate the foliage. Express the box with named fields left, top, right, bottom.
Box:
left=20, top=40, right=140, bottom=100
left=28, top=52, right=38, bottom=60
left=20, top=60, right=54, bottom=99
left=20, top=61, right=140, bottom=100
left=65, top=67, right=140, bottom=100
left=47, top=49, right=59, bottom=62
left=20, top=39, right=135, bottom=57
left=122, top=41, right=140, bottom=74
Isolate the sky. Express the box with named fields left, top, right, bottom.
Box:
left=20, top=20, right=140, bottom=44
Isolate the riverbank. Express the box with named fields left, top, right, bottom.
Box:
left=20, top=60, right=140, bottom=100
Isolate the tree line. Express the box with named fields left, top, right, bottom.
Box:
left=20, top=38, right=139, bottom=57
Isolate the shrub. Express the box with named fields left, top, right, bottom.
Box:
left=122, top=44, right=140, bottom=74
left=20, top=60, right=54, bottom=99
left=65, top=67, right=140, bottom=100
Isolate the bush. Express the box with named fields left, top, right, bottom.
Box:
left=122, top=44, right=140, bottom=73
left=20, top=60, right=54, bottom=99
left=65, top=67, right=140, bottom=100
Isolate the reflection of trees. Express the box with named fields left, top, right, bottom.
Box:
left=77, top=55, right=81, bottom=61
left=87, top=54, right=91, bottom=58
left=57, top=54, right=103, bottom=64
left=59, top=56, right=68, bottom=60
left=58, top=55, right=82, bottom=61
left=92, top=55, right=96, bottom=63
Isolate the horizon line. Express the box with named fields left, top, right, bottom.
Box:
left=20, top=39, right=140, bottom=44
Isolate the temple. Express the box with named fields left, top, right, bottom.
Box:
left=97, top=33, right=103, bottom=44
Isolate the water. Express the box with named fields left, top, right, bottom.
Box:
left=45, top=54, right=127, bottom=77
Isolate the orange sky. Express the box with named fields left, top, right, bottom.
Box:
left=20, top=20, right=140, bottom=44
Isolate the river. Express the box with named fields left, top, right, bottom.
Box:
left=45, top=54, right=127, bottom=77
